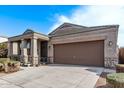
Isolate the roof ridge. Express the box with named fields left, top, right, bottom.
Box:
left=89, top=24, right=119, bottom=28
left=63, top=22, right=88, bottom=28
left=49, top=22, right=87, bottom=35
left=49, top=23, right=119, bottom=37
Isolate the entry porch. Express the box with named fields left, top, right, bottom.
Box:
left=8, top=29, right=49, bottom=66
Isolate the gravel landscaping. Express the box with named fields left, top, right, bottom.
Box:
left=95, top=72, right=108, bottom=88
left=95, top=68, right=117, bottom=88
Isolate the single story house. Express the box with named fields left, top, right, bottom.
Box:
left=8, top=23, right=119, bottom=67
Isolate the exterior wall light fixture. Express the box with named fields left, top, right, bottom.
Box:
left=108, top=41, right=113, bottom=47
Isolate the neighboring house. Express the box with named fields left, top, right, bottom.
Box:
left=8, top=23, right=119, bottom=67
left=0, top=36, right=8, bottom=43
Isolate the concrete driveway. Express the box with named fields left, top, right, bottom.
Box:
left=0, top=64, right=104, bottom=88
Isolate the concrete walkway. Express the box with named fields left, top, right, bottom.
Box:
left=0, top=64, right=104, bottom=88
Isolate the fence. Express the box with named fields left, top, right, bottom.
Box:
left=119, top=48, right=124, bottom=64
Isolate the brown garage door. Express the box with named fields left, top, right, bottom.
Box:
left=54, top=40, right=104, bottom=67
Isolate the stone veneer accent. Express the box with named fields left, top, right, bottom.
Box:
left=105, top=57, right=118, bottom=68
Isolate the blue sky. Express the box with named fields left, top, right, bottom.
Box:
left=0, top=5, right=79, bottom=36
left=0, top=5, right=124, bottom=47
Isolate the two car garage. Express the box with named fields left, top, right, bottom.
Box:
left=49, top=23, right=118, bottom=68
left=54, top=40, right=104, bottom=67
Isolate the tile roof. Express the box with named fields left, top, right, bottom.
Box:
left=9, top=29, right=48, bottom=39
left=49, top=23, right=119, bottom=37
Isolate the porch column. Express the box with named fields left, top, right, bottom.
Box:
left=12, top=42, right=18, bottom=55
left=7, top=41, right=11, bottom=57
left=37, top=40, right=41, bottom=64
left=31, top=37, right=38, bottom=66
left=21, top=39, right=28, bottom=65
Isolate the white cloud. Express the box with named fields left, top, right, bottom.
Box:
left=0, top=37, right=8, bottom=43
left=50, top=15, right=70, bottom=31
left=50, top=6, right=124, bottom=47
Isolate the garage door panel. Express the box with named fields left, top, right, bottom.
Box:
left=54, top=40, right=104, bottom=67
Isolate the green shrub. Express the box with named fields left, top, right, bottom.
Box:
left=10, top=55, right=20, bottom=61
left=0, top=58, right=19, bottom=65
left=0, top=58, right=10, bottom=63
left=106, top=73, right=124, bottom=88
left=7, top=61, right=19, bottom=67
left=0, top=58, right=20, bottom=73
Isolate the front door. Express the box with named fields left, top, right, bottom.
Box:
left=41, top=41, right=48, bottom=57
left=40, top=41, right=48, bottom=62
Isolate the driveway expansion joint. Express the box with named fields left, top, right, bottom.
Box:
left=0, top=77, right=24, bottom=88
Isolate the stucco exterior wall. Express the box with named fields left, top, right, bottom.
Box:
left=48, top=27, right=119, bottom=68
left=12, top=42, right=18, bottom=55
